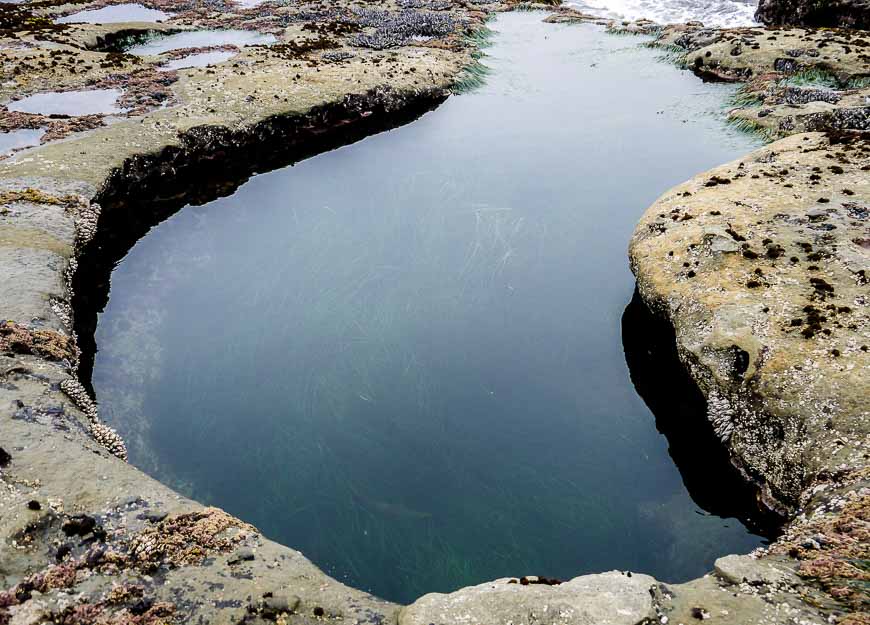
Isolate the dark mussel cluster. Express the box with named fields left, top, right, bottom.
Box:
left=397, top=0, right=454, bottom=11
left=350, top=7, right=458, bottom=49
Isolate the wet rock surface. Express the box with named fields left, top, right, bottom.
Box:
left=755, top=0, right=870, bottom=30
left=0, top=0, right=488, bottom=621
left=0, top=0, right=868, bottom=624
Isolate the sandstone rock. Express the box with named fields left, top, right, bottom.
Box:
left=656, top=23, right=870, bottom=83
left=629, top=131, right=870, bottom=511
left=714, top=554, right=795, bottom=586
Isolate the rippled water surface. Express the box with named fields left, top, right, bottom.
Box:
left=94, top=14, right=765, bottom=603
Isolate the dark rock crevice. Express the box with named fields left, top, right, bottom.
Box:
left=621, top=289, right=784, bottom=539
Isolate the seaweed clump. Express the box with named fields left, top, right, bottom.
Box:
left=0, top=321, right=78, bottom=363
left=772, top=491, right=870, bottom=618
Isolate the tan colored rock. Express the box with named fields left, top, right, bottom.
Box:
left=399, top=573, right=656, bottom=625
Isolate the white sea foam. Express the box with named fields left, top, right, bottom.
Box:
left=569, top=0, right=759, bottom=27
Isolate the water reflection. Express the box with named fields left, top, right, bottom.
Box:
left=161, top=50, right=236, bottom=70
left=0, top=128, right=44, bottom=155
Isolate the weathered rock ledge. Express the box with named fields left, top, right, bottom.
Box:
left=0, top=1, right=868, bottom=624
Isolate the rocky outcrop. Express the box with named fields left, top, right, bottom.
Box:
left=756, top=0, right=870, bottom=30
left=652, top=21, right=870, bottom=141
left=630, top=129, right=869, bottom=509
left=656, top=22, right=870, bottom=84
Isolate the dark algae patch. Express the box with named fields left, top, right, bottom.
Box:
left=91, top=15, right=767, bottom=603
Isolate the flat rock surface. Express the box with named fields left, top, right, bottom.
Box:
left=399, top=573, right=656, bottom=625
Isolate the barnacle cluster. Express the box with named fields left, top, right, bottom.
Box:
left=322, top=50, right=355, bottom=62
left=90, top=423, right=128, bottom=461
left=707, top=389, right=736, bottom=443
left=60, top=378, right=128, bottom=461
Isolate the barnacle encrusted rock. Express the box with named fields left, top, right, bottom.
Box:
left=657, top=23, right=870, bottom=84
left=629, top=130, right=870, bottom=511
left=128, top=507, right=255, bottom=571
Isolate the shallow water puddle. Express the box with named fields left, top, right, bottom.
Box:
left=56, top=4, right=171, bottom=24
left=127, top=29, right=275, bottom=55
left=7, top=89, right=123, bottom=116
left=94, top=13, right=766, bottom=604
left=160, top=50, right=237, bottom=70
left=0, top=128, right=45, bottom=155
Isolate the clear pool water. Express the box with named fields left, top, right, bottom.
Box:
left=93, top=13, right=766, bottom=604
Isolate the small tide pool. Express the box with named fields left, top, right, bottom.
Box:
left=55, top=4, right=171, bottom=24
left=7, top=89, right=123, bottom=116
left=0, top=128, right=44, bottom=155
left=126, top=29, right=275, bottom=55
left=160, top=50, right=237, bottom=70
